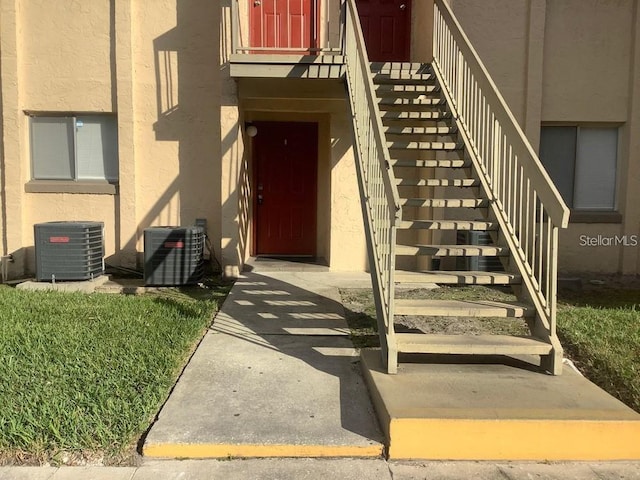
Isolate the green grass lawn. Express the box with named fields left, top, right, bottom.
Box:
left=557, top=287, right=640, bottom=413
left=0, top=282, right=230, bottom=465
left=340, top=283, right=640, bottom=414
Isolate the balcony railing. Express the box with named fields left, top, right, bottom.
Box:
left=231, top=0, right=344, bottom=56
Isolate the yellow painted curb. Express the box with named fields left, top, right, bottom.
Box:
left=389, top=418, right=640, bottom=460
left=144, top=443, right=384, bottom=459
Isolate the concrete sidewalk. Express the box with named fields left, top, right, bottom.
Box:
left=1, top=459, right=639, bottom=479
left=144, top=270, right=383, bottom=458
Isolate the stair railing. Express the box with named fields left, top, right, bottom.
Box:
left=432, top=0, right=570, bottom=374
left=343, top=0, right=402, bottom=373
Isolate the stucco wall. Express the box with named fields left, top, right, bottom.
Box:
left=132, top=0, right=221, bottom=257
left=1, top=0, right=224, bottom=275
left=447, top=0, right=640, bottom=274
left=542, top=0, right=633, bottom=122
left=20, top=0, right=113, bottom=112
left=449, top=0, right=529, bottom=125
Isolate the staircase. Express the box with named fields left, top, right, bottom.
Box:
left=343, top=0, right=569, bottom=376
left=371, top=62, right=555, bottom=371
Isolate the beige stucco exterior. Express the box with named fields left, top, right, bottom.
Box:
left=0, top=0, right=367, bottom=279
left=450, top=0, right=640, bottom=274
left=1, top=0, right=639, bottom=279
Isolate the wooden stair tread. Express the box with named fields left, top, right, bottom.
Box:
left=396, top=178, right=479, bottom=187
left=382, top=111, right=450, bottom=120
left=395, top=333, right=552, bottom=355
left=383, top=126, right=455, bottom=135
left=398, top=220, right=498, bottom=231
left=379, top=97, right=445, bottom=106
left=396, top=244, right=508, bottom=256
left=373, top=72, right=435, bottom=83
left=370, top=62, right=431, bottom=72
left=395, top=270, right=521, bottom=285
left=394, top=299, right=531, bottom=317
left=400, top=198, right=488, bottom=208
left=376, top=84, right=440, bottom=95
left=388, top=141, right=462, bottom=150
left=390, top=159, right=469, bottom=168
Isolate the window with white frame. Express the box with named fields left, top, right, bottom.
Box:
left=30, top=115, right=118, bottom=182
left=539, top=126, right=618, bottom=211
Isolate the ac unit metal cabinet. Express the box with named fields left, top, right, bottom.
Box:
left=456, top=230, right=504, bottom=272
left=34, top=221, right=105, bottom=282
left=144, top=226, right=204, bottom=286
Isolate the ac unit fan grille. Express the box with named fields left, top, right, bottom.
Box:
left=34, top=221, right=105, bottom=281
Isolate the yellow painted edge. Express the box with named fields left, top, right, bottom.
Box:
left=144, top=443, right=383, bottom=459
left=389, top=418, right=640, bottom=460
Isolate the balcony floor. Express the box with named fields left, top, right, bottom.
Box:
left=230, top=54, right=345, bottom=79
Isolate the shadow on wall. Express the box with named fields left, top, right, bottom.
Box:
left=120, top=0, right=245, bottom=269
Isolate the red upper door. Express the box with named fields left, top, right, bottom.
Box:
left=254, top=122, right=318, bottom=256
left=356, top=0, right=411, bottom=62
left=249, top=0, right=318, bottom=52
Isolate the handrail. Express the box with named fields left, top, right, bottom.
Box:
left=432, top=0, right=569, bottom=372
left=343, top=0, right=401, bottom=372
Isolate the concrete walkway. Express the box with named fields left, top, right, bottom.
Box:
left=143, top=270, right=384, bottom=458
left=2, top=459, right=639, bottom=479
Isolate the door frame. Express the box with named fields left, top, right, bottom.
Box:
left=250, top=120, right=319, bottom=257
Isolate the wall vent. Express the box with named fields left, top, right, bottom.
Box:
left=34, top=221, right=104, bottom=282
left=144, top=226, right=204, bottom=286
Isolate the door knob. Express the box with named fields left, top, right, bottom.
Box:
left=400, top=3, right=406, bottom=10
left=258, top=194, right=264, bottom=205
left=254, top=0, right=261, bottom=5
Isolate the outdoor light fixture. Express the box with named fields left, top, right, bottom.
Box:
left=246, top=125, right=258, bottom=137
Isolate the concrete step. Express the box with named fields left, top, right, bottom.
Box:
left=390, top=159, right=469, bottom=168
left=382, top=111, right=451, bottom=121
left=399, top=198, right=489, bottom=208
left=395, top=244, right=508, bottom=256
left=393, top=299, right=532, bottom=318
left=395, top=333, right=550, bottom=354
left=396, top=178, right=479, bottom=187
left=373, top=72, right=435, bottom=84
left=387, top=141, right=463, bottom=151
left=394, top=270, right=521, bottom=285
left=360, top=349, right=640, bottom=460
left=397, top=220, right=498, bottom=231
left=383, top=125, right=456, bottom=135
left=379, top=97, right=446, bottom=107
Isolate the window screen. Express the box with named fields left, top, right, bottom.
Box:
left=76, top=116, right=119, bottom=181
left=31, top=117, right=75, bottom=180
left=574, top=128, right=617, bottom=210
left=540, top=126, right=576, bottom=207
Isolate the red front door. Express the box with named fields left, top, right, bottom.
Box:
left=356, top=0, right=411, bottom=62
left=254, top=122, right=318, bottom=256
left=249, top=0, right=318, bottom=52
